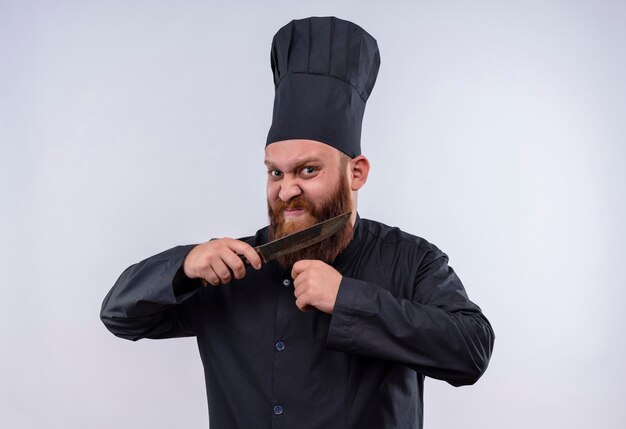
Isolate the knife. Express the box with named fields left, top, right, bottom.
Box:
left=242, top=212, right=351, bottom=265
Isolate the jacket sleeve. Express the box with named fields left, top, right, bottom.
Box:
left=327, top=248, right=495, bottom=387
left=100, top=245, right=204, bottom=341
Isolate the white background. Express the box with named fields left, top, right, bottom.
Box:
left=1, top=0, right=625, bottom=428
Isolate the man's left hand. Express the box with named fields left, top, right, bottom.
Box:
left=291, top=260, right=342, bottom=314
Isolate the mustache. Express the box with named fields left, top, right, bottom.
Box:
left=273, top=195, right=317, bottom=216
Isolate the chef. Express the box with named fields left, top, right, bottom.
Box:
left=101, top=16, right=494, bottom=429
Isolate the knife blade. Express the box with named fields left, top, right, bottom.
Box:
left=244, top=212, right=351, bottom=265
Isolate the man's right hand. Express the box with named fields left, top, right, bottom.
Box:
left=183, top=238, right=262, bottom=286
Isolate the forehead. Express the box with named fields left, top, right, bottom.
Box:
left=264, top=139, right=341, bottom=167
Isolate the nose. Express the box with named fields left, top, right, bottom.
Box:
left=278, top=177, right=303, bottom=202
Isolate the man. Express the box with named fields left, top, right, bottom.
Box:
left=101, top=16, right=494, bottom=429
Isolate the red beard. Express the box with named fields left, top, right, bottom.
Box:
left=268, top=174, right=353, bottom=269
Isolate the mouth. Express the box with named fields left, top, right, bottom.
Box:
left=283, top=208, right=306, bottom=218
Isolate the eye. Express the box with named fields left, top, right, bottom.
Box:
left=268, top=169, right=283, bottom=179
left=300, top=166, right=318, bottom=176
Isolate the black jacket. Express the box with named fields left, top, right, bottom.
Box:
left=101, top=217, right=494, bottom=428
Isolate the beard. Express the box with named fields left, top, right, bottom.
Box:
left=268, top=173, right=354, bottom=269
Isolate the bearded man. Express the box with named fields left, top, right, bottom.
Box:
left=101, top=16, right=494, bottom=429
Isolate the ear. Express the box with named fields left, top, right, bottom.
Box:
left=349, top=155, right=370, bottom=191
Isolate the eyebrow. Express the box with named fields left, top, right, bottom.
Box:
left=264, top=157, right=323, bottom=170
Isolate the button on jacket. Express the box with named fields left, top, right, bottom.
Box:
left=101, top=216, right=495, bottom=429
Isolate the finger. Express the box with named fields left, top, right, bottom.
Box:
left=291, top=271, right=304, bottom=291
left=291, top=259, right=312, bottom=279
left=203, top=267, right=221, bottom=286
left=292, top=267, right=313, bottom=291
left=227, top=240, right=262, bottom=270
left=221, top=251, right=248, bottom=280
left=239, top=248, right=262, bottom=270
left=295, top=295, right=313, bottom=312
left=293, top=281, right=305, bottom=298
left=210, top=259, right=232, bottom=284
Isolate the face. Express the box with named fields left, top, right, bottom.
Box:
left=265, top=139, right=354, bottom=268
left=265, top=139, right=349, bottom=227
